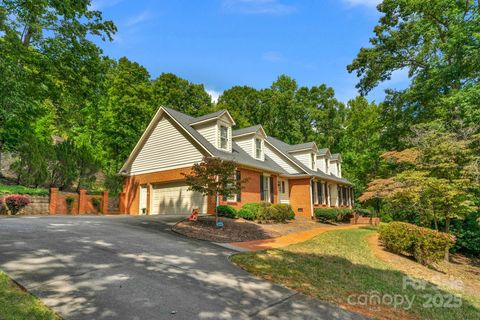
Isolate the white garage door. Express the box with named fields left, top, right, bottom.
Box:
left=151, top=181, right=207, bottom=215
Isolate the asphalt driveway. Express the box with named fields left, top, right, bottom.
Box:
left=0, top=216, right=365, bottom=320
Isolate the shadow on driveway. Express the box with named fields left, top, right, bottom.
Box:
left=0, top=215, right=367, bottom=319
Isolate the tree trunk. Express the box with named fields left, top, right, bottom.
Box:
left=214, top=189, right=218, bottom=225
left=444, top=217, right=450, bottom=262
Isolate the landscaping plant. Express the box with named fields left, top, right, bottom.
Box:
left=182, top=157, right=247, bottom=226
left=3, top=195, right=30, bottom=215
left=379, top=222, right=455, bottom=266
left=216, top=205, right=237, bottom=219
left=314, top=208, right=353, bottom=223
left=272, top=204, right=295, bottom=221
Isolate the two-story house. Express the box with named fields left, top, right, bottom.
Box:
left=119, top=107, right=353, bottom=218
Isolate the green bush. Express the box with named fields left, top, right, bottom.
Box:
left=216, top=205, right=237, bottom=219
left=314, top=208, right=338, bottom=222
left=238, top=208, right=256, bottom=220
left=239, top=202, right=295, bottom=222
left=239, top=203, right=261, bottom=220
left=256, top=202, right=279, bottom=222
left=314, top=208, right=353, bottom=223
left=273, top=204, right=295, bottom=221
left=379, top=222, right=455, bottom=266
left=379, top=222, right=416, bottom=254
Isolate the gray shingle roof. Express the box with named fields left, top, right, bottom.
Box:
left=162, top=107, right=351, bottom=185
left=331, top=153, right=341, bottom=160
left=286, top=142, right=317, bottom=152
left=266, top=136, right=351, bottom=185
left=232, top=125, right=263, bottom=137
left=188, top=109, right=228, bottom=125
left=164, top=108, right=286, bottom=174
left=318, top=148, right=330, bottom=156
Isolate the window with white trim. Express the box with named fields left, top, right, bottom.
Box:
left=255, top=138, right=262, bottom=159
left=220, top=125, right=228, bottom=149
left=311, top=153, right=316, bottom=170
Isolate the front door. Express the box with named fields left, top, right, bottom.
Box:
left=139, top=185, right=148, bottom=215
left=278, top=179, right=289, bottom=204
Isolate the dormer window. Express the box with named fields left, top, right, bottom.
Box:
left=220, top=125, right=228, bottom=149
left=255, top=138, right=262, bottom=159
left=325, top=159, right=329, bottom=173
left=311, top=153, right=316, bottom=170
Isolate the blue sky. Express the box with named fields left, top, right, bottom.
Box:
left=91, top=0, right=409, bottom=103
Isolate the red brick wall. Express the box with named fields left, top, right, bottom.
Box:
left=218, top=168, right=278, bottom=210
left=122, top=166, right=280, bottom=215
left=288, top=178, right=312, bottom=218
left=49, top=188, right=108, bottom=215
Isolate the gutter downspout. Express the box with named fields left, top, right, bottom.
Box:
left=309, top=177, right=314, bottom=219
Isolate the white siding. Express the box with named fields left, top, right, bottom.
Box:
left=234, top=133, right=265, bottom=161
left=329, top=161, right=338, bottom=176
left=129, top=116, right=204, bottom=174
left=265, top=144, right=301, bottom=174
left=196, top=122, right=217, bottom=148
left=292, top=151, right=314, bottom=170
left=317, top=156, right=328, bottom=173
left=235, top=136, right=253, bottom=157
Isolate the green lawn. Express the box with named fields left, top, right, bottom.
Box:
left=0, top=184, right=49, bottom=196
left=0, top=272, right=59, bottom=320
left=231, top=228, right=480, bottom=320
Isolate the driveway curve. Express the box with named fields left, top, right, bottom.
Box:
left=0, top=216, right=366, bottom=320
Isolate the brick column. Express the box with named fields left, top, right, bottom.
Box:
left=102, top=191, right=109, bottom=214
left=146, top=183, right=152, bottom=215
left=119, top=192, right=126, bottom=214
left=78, top=189, right=87, bottom=214
left=49, top=188, right=58, bottom=214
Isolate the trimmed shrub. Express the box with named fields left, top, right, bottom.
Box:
left=256, top=202, right=279, bottom=222
left=216, top=205, right=237, bottom=219
left=273, top=204, right=295, bottom=221
left=314, top=208, right=338, bottom=223
left=91, top=197, right=102, bottom=213
left=239, top=203, right=262, bottom=220
left=379, top=222, right=455, bottom=266
left=314, top=208, right=353, bottom=223
left=379, top=222, right=416, bottom=254
left=4, top=194, right=30, bottom=215
left=238, top=207, right=256, bottom=220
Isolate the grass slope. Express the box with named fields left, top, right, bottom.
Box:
left=231, top=228, right=480, bottom=320
left=0, top=184, right=49, bottom=196
left=0, top=272, right=59, bottom=320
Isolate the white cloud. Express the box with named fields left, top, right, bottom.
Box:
left=221, top=0, right=296, bottom=15
left=262, top=51, right=285, bottom=62
left=341, top=0, right=380, bottom=8
left=125, top=10, right=154, bottom=27
left=206, top=89, right=222, bottom=103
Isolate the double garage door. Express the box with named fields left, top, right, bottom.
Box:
left=150, top=181, right=207, bottom=215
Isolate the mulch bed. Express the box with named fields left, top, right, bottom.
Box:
left=172, top=216, right=281, bottom=243
left=172, top=215, right=338, bottom=243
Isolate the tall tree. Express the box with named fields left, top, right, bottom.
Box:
left=96, top=57, right=153, bottom=190
left=339, top=97, right=382, bottom=196
left=347, top=0, right=480, bottom=142
left=0, top=0, right=115, bottom=175
left=151, top=73, right=213, bottom=117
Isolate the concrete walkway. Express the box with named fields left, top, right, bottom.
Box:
left=230, top=224, right=361, bottom=251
